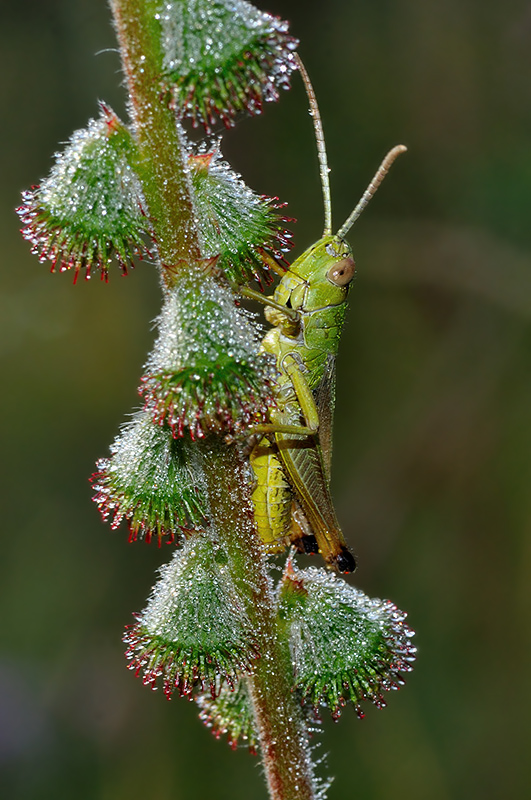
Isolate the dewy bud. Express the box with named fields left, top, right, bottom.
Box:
left=17, top=104, right=150, bottom=282
left=141, top=263, right=275, bottom=438
left=124, top=534, right=259, bottom=698
left=154, top=0, right=298, bottom=131
left=91, top=408, right=207, bottom=544
left=278, top=563, right=416, bottom=719
left=189, top=144, right=292, bottom=287
left=196, top=678, right=258, bottom=753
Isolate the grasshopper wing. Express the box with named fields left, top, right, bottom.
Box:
left=313, top=354, right=336, bottom=483
left=275, top=407, right=354, bottom=573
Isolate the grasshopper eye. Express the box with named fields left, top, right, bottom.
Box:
left=327, top=257, right=355, bottom=286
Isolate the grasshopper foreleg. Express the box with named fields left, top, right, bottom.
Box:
left=246, top=355, right=320, bottom=438
left=238, top=285, right=300, bottom=324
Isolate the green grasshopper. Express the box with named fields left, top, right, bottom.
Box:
left=243, top=56, right=406, bottom=572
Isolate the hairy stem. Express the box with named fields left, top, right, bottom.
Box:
left=109, top=2, right=316, bottom=796
left=201, top=438, right=317, bottom=800
left=109, top=0, right=201, bottom=272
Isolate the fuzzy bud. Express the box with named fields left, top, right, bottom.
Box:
left=196, top=678, right=258, bottom=753
left=18, top=104, right=150, bottom=282
left=141, top=264, right=275, bottom=438
left=125, top=534, right=259, bottom=698
left=189, top=144, right=292, bottom=287
left=154, top=0, right=298, bottom=131
left=92, top=409, right=207, bottom=543
left=278, top=562, right=416, bottom=718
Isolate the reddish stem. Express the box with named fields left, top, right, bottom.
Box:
left=201, top=439, right=317, bottom=800
left=110, top=0, right=201, bottom=275
left=108, top=3, right=317, bottom=797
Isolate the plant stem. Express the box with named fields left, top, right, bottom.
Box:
left=109, top=0, right=201, bottom=271
left=109, top=3, right=316, bottom=796
left=201, top=438, right=317, bottom=800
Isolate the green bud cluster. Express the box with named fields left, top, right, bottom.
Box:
left=127, top=552, right=414, bottom=739
left=154, top=0, right=298, bottom=130
left=92, top=409, right=207, bottom=543
left=18, top=105, right=150, bottom=282
left=189, top=146, right=292, bottom=287
left=278, top=562, right=416, bottom=719
left=124, top=534, right=259, bottom=698
left=140, top=263, right=276, bottom=438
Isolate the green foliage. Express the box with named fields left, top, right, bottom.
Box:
left=18, top=104, right=150, bottom=282
left=140, top=263, right=276, bottom=438
left=278, top=561, right=416, bottom=718
left=189, top=145, right=292, bottom=287
left=124, top=534, right=259, bottom=697
left=92, top=408, right=207, bottom=543
left=154, top=0, right=298, bottom=130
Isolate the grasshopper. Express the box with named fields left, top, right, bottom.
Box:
left=243, top=57, right=406, bottom=572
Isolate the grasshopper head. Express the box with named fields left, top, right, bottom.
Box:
left=288, top=234, right=355, bottom=312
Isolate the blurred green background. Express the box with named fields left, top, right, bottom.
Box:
left=1, top=1, right=530, bottom=798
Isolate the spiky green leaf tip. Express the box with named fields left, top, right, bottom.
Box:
left=125, top=534, right=259, bottom=698
left=278, top=561, right=416, bottom=719
left=91, top=408, right=207, bottom=544
left=155, top=0, right=298, bottom=131
left=18, top=104, right=150, bottom=282
left=189, top=144, right=292, bottom=287
left=141, top=264, right=276, bottom=438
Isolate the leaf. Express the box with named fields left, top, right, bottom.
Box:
left=18, top=104, right=150, bottom=282
left=189, top=144, right=292, bottom=287
left=125, top=534, right=259, bottom=698
left=278, top=561, right=416, bottom=718
left=91, top=408, right=207, bottom=543
left=154, top=0, right=298, bottom=130
left=141, top=263, right=275, bottom=438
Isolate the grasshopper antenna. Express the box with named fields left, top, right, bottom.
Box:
left=295, top=54, right=333, bottom=237
left=336, top=144, right=407, bottom=239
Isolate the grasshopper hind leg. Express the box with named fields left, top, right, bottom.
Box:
left=290, top=500, right=356, bottom=572
left=250, top=438, right=357, bottom=572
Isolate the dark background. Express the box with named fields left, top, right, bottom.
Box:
left=1, top=1, right=530, bottom=798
